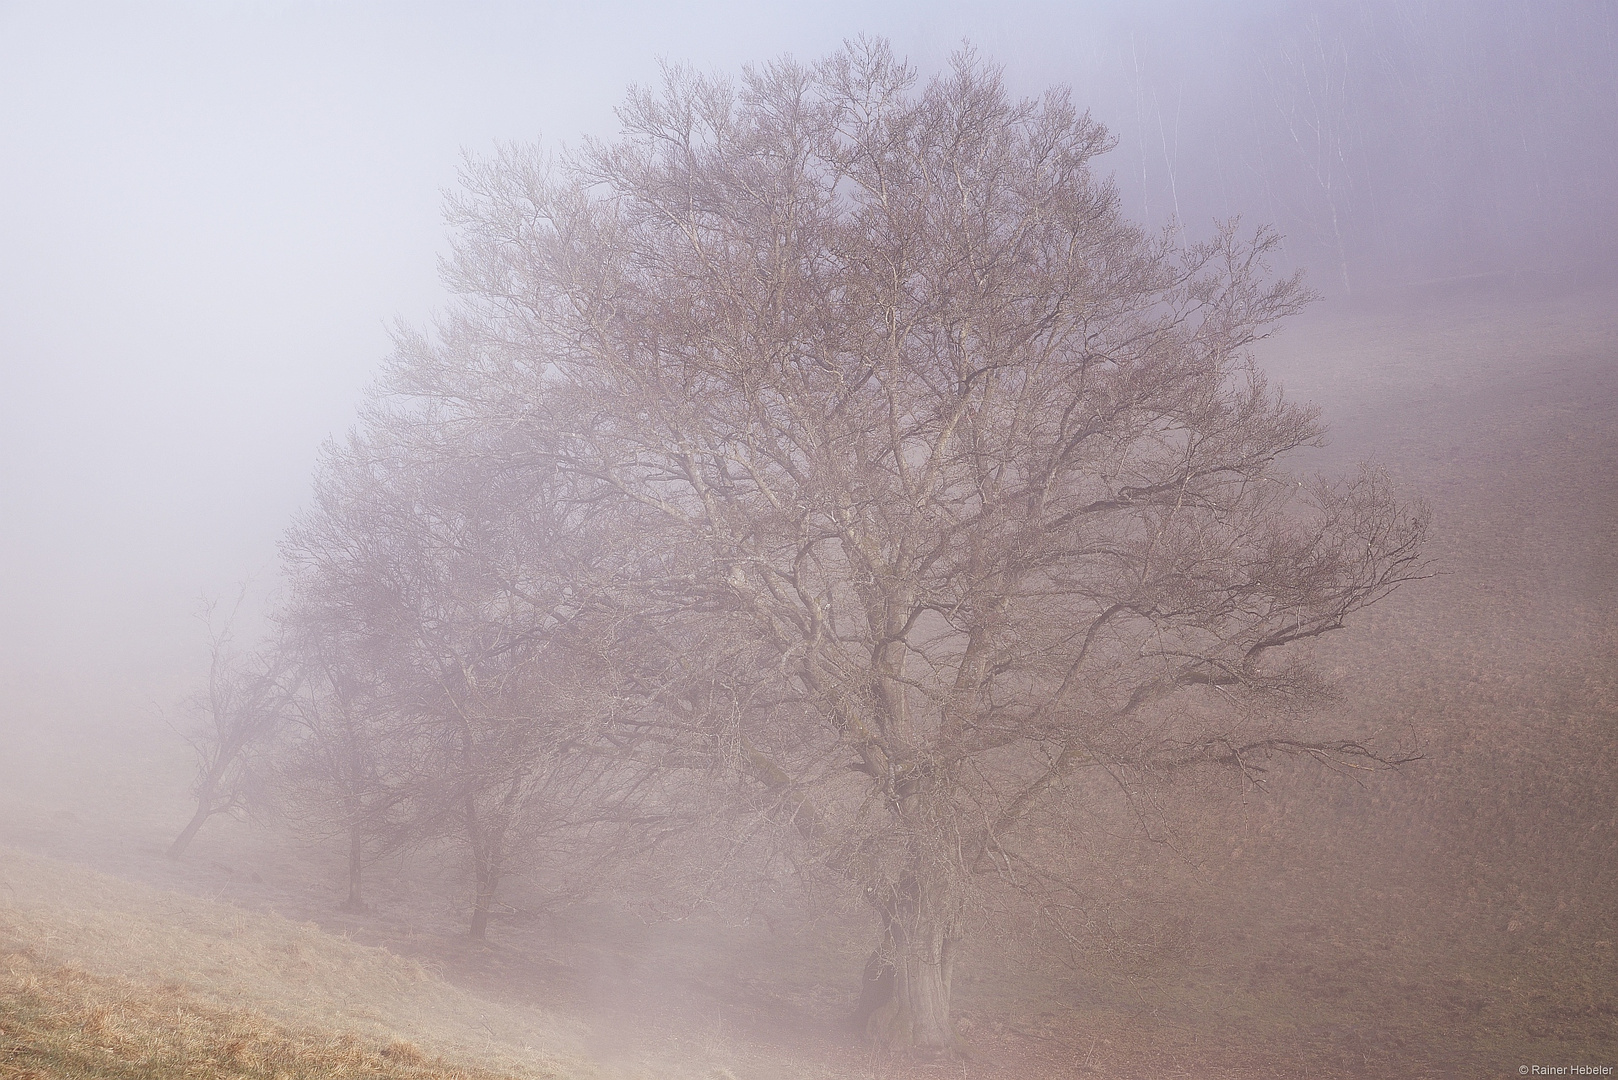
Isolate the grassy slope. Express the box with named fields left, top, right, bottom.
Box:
left=0, top=950, right=518, bottom=1080
left=0, top=845, right=589, bottom=1080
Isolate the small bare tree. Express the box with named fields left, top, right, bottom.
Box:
left=434, top=41, right=1429, bottom=1053
left=278, top=390, right=654, bottom=938
left=273, top=649, right=430, bottom=911
left=168, top=597, right=283, bottom=859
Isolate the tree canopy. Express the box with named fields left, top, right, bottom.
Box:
left=260, top=41, right=1429, bottom=1055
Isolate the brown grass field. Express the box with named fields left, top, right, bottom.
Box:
left=0, top=949, right=523, bottom=1080
left=2, top=271, right=1615, bottom=1078
left=0, top=845, right=588, bottom=1079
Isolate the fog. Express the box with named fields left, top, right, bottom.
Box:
left=1, top=2, right=1615, bottom=1073
left=2, top=1, right=1611, bottom=738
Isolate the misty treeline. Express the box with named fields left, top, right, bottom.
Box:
left=1080, top=0, right=1617, bottom=293
left=172, top=42, right=1430, bottom=1054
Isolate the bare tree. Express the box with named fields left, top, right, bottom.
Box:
left=277, top=386, right=653, bottom=938
left=273, top=647, right=432, bottom=912
left=433, top=41, right=1430, bottom=1053
left=167, top=596, right=283, bottom=859
left=1259, top=11, right=1363, bottom=295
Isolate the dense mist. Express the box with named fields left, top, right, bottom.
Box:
left=2, top=4, right=1615, bottom=1077
left=1075, top=1, right=1618, bottom=289
left=2, top=2, right=1611, bottom=737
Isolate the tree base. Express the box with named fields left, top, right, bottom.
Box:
left=850, top=947, right=958, bottom=1056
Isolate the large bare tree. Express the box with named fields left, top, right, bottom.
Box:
left=424, top=41, right=1428, bottom=1052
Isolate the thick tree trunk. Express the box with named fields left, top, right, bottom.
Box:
left=852, top=947, right=896, bottom=1032
left=855, top=877, right=960, bottom=1055
left=863, top=927, right=958, bottom=1053
left=342, top=825, right=366, bottom=912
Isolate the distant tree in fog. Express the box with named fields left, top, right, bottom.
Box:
left=1096, top=0, right=1618, bottom=291
left=167, top=597, right=283, bottom=859
left=276, top=396, right=655, bottom=938
left=1259, top=12, right=1359, bottom=294
left=423, top=41, right=1430, bottom=1053
left=272, top=650, right=427, bottom=912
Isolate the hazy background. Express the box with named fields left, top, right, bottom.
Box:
left=2, top=0, right=1613, bottom=746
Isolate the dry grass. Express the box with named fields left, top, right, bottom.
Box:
left=0, top=845, right=589, bottom=1079
left=0, top=946, right=523, bottom=1079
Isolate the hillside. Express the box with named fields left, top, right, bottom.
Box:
left=0, top=845, right=588, bottom=1080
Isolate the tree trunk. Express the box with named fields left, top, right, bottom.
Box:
left=851, top=946, right=896, bottom=1032
left=469, top=860, right=500, bottom=940
left=166, top=780, right=218, bottom=859
left=342, top=825, right=366, bottom=912
left=857, top=879, right=960, bottom=1055
left=863, top=931, right=958, bottom=1053
left=465, top=797, right=501, bottom=941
